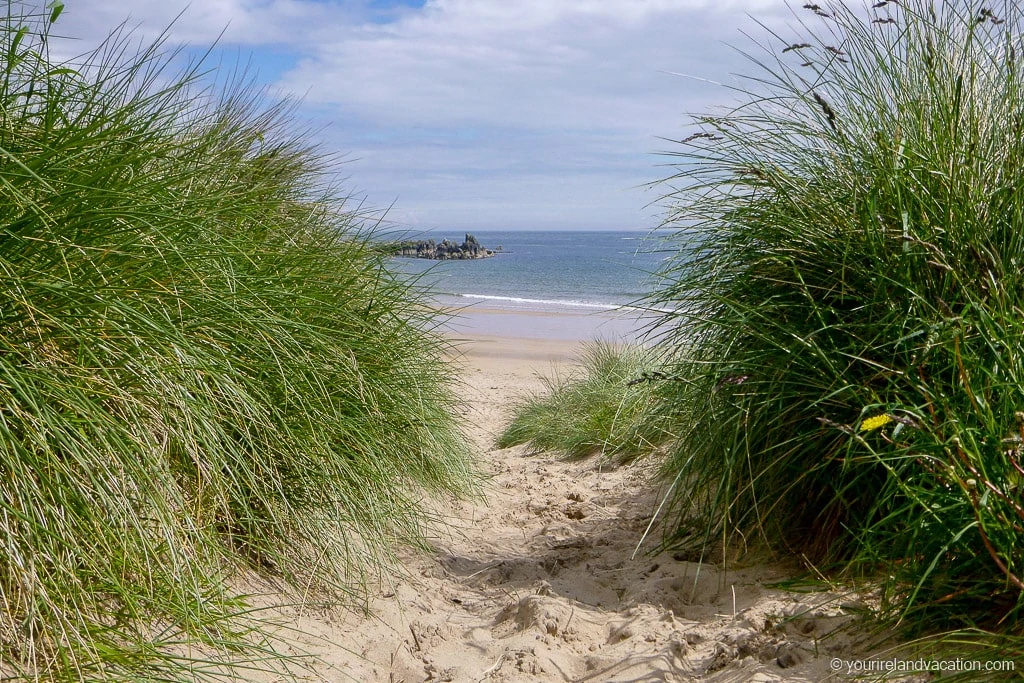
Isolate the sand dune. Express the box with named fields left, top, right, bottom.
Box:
left=252, top=335, right=912, bottom=683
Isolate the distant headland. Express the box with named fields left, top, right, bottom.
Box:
left=393, top=233, right=501, bottom=260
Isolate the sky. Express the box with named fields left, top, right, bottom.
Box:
left=49, top=0, right=801, bottom=232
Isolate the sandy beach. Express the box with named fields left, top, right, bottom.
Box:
left=251, top=315, right=908, bottom=683
left=19, top=3, right=1016, bottom=678
left=441, top=305, right=654, bottom=344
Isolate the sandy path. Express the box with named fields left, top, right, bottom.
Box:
left=261, top=336, right=899, bottom=683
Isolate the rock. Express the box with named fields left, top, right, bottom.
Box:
left=393, top=233, right=496, bottom=259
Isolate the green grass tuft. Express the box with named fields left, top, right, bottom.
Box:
left=498, top=342, right=671, bottom=462
left=650, top=0, right=1024, bottom=647
left=0, top=7, right=475, bottom=680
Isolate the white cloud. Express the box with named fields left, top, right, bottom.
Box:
left=50, top=0, right=801, bottom=230
left=55, top=0, right=358, bottom=47
left=286, top=0, right=782, bottom=130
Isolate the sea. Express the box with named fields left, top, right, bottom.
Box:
left=387, top=230, right=675, bottom=341
left=388, top=230, right=670, bottom=310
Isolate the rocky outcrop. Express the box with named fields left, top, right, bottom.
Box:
left=394, top=233, right=497, bottom=260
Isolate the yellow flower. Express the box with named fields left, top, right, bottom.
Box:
left=859, top=414, right=892, bottom=432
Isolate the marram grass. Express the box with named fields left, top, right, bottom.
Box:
left=0, top=5, right=475, bottom=680
left=498, top=342, right=672, bottom=462
left=650, top=0, right=1024, bottom=663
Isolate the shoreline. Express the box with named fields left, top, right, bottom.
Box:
left=440, top=303, right=655, bottom=344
